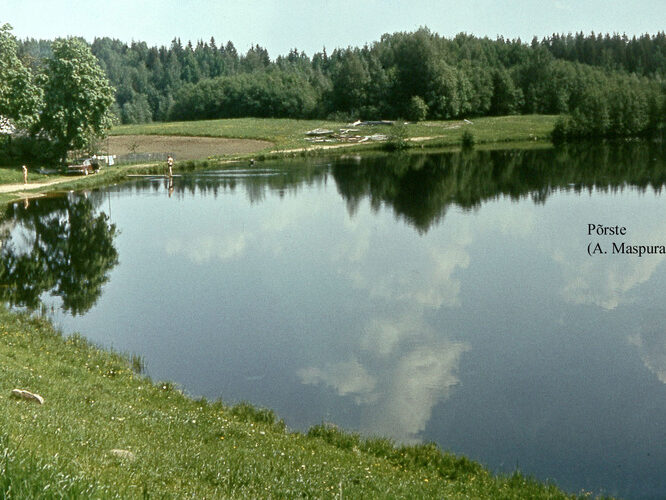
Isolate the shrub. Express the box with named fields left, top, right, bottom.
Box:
left=384, top=121, right=409, bottom=151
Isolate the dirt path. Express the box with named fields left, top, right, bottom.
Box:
left=0, top=179, right=72, bottom=194
left=1, top=135, right=274, bottom=196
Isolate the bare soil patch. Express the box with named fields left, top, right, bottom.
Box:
left=107, top=135, right=273, bottom=161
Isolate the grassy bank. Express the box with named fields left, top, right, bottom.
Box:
left=0, top=166, right=135, bottom=206
left=0, top=306, right=588, bottom=498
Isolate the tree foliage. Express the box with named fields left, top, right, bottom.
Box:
left=332, top=141, right=666, bottom=233
left=36, top=38, right=116, bottom=160
left=406, top=96, right=429, bottom=122
left=0, top=23, right=42, bottom=128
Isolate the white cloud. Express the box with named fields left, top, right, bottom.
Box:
left=299, top=336, right=469, bottom=444
left=301, top=305, right=470, bottom=444
left=165, top=233, right=248, bottom=263
left=297, top=359, right=378, bottom=404
left=558, top=256, right=662, bottom=310
left=629, top=324, right=666, bottom=384
left=370, top=341, right=470, bottom=443
left=553, top=218, right=666, bottom=310
left=335, top=215, right=473, bottom=310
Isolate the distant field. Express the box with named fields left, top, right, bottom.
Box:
left=110, top=118, right=347, bottom=151
left=110, top=115, right=559, bottom=153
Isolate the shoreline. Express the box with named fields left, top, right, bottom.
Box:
left=0, top=115, right=557, bottom=203
left=0, top=305, right=582, bottom=498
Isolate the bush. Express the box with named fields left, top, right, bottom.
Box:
left=550, top=117, right=568, bottom=144
left=384, top=121, right=409, bottom=151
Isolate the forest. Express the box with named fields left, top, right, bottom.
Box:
left=12, top=28, right=666, bottom=140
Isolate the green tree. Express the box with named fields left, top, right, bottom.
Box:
left=406, top=95, right=428, bottom=121
left=489, top=68, right=522, bottom=115
left=37, top=37, right=115, bottom=161
left=0, top=23, right=42, bottom=129
left=121, top=94, right=153, bottom=124
left=330, top=49, right=370, bottom=116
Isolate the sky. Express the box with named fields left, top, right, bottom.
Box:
left=1, top=0, right=665, bottom=57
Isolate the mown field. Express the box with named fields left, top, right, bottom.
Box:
left=106, top=135, right=273, bottom=161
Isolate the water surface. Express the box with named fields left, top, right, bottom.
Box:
left=2, top=143, right=665, bottom=499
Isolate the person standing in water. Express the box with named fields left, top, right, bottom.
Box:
left=167, top=155, right=174, bottom=178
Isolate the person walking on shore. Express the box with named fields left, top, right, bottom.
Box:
left=22, top=165, right=28, bottom=185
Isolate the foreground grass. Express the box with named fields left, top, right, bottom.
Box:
left=111, top=115, right=558, bottom=151
left=0, top=306, right=590, bottom=498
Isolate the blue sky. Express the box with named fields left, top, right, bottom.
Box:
left=1, top=0, right=664, bottom=57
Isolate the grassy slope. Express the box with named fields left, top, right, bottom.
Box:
left=0, top=307, right=584, bottom=498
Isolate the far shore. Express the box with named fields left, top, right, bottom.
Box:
left=0, top=115, right=558, bottom=203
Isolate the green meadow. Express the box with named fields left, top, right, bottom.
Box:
left=110, top=115, right=559, bottom=151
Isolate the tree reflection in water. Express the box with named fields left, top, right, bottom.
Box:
left=0, top=193, right=119, bottom=315
left=332, top=141, right=666, bottom=233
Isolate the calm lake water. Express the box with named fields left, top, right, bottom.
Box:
left=2, top=142, right=666, bottom=499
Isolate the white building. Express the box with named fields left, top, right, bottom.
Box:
left=0, top=115, right=16, bottom=135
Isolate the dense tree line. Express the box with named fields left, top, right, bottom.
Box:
left=540, top=32, right=666, bottom=77
left=13, top=28, right=666, bottom=139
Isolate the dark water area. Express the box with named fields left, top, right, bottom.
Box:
left=2, top=142, right=666, bottom=499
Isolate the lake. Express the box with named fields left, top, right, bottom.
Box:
left=2, top=142, right=665, bottom=499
